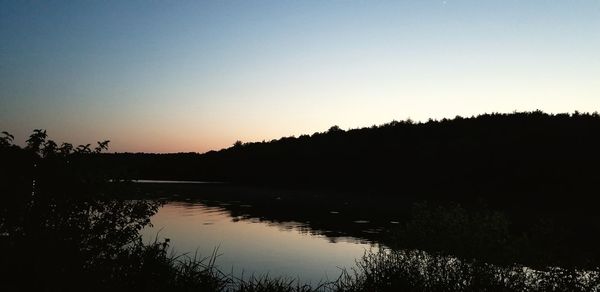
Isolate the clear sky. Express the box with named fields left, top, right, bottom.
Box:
left=1, top=1, right=599, bottom=153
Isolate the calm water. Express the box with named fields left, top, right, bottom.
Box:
left=142, top=201, right=378, bottom=283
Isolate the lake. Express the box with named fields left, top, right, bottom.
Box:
left=129, top=181, right=600, bottom=290
left=142, top=200, right=379, bottom=284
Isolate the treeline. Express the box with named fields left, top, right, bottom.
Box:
left=98, top=111, right=599, bottom=195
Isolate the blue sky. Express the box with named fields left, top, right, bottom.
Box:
left=1, top=0, right=599, bottom=152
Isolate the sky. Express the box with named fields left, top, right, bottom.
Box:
left=1, top=0, right=599, bottom=153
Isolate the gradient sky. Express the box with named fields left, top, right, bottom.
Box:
left=1, top=1, right=599, bottom=153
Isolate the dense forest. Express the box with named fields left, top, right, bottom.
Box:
left=96, top=111, right=600, bottom=199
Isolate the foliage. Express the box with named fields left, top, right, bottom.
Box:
left=0, top=129, right=162, bottom=290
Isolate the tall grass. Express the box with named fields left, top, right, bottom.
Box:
left=124, top=240, right=599, bottom=292
left=334, top=248, right=600, bottom=292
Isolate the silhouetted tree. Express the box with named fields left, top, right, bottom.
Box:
left=76, top=143, right=92, bottom=154
left=327, top=125, right=343, bottom=133
left=42, top=140, right=57, bottom=158
left=59, top=142, right=74, bottom=156
left=0, top=131, right=14, bottom=148
left=233, top=140, right=243, bottom=148
left=26, top=129, right=47, bottom=154
left=95, top=140, right=110, bottom=153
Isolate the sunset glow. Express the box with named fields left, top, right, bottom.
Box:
left=2, top=1, right=599, bottom=152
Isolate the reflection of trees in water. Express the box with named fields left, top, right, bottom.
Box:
left=179, top=197, right=380, bottom=244
left=161, top=196, right=600, bottom=290
left=170, top=194, right=600, bottom=270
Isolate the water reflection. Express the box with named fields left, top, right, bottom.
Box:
left=142, top=201, right=378, bottom=283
